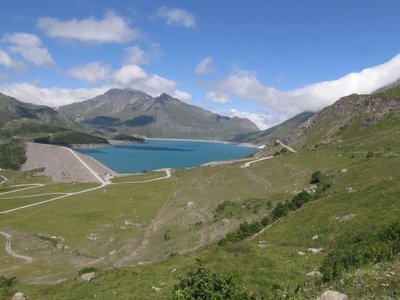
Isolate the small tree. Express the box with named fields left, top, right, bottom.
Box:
left=310, top=171, right=322, bottom=184
left=172, top=267, right=255, bottom=300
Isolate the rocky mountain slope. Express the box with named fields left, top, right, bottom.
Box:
left=286, top=84, right=400, bottom=147
left=59, top=88, right=259, bottom=140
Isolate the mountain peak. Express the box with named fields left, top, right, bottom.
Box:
left=104, top=88, right=149, bottom=97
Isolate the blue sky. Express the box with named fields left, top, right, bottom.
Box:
left=1, top=0, right=400, bottom=129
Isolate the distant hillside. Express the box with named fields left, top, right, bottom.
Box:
left=0, top=93, right=76, bottom=128
left=231, top=111, right=314, bottom=145
left=0, top=93, right=110, bottom=154
left=287, top=84, right=400, bottom=148
left=59, top=88, right=259, bottom=140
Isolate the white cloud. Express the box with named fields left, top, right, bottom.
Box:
left=0, top=50, right=14, bottom=68
left=113, top=64, right=148, bottom=85
left=0, top=49, right=25, bottom=70
left=216, top=54, right=400, bottom=115
left=206, top=91, right=231, bottom=104
left=112, top=64, right=191, bottom=100
left=37, top=11, right=137, bottom=44
left=0, top=82, right=110, bottom=107
left=195, top=56, right=214, bottom=76
left=157, top=7, right=196, bottom=28
left=3, top=32, right=54, bottom=66
left=124, top=46, right=150, bottom=65
left=67, top=62, right=111, bottom=83
left=172, top=90, right=192, bottom=102
left=224, top=109, right=287, bottom=131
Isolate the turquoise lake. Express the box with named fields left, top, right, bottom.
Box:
left=76, top=139, right=259, bottom=173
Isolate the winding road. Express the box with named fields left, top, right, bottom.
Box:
left=0, top=231, right=33, bottom=263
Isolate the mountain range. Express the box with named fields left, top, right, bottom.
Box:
left=58, top=88, right=258, bottom=140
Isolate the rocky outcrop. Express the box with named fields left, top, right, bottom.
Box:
left=317, top=290, right=349, bottom=300
left=285, top=85, right=400, bottom=146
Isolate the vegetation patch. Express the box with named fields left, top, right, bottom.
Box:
left=171, top=266, right=255, bottom=300
left=0, top=141, right=26, bottom=170
left=0, top=276, right=16, bottom=297
left=321, top=220, right=400, bottom=282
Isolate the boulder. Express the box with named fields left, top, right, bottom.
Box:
left=308, top=248, right=323, bottom=254
left=306, top=270, right=322, bottom=277
left=80, top=272, right=96, bottom=282
left=317, top=290, right=349, bottom=300
left=11, top=292, right=26, bottom=300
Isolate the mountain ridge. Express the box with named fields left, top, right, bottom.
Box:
left=58, top=88, right=259, bottom=140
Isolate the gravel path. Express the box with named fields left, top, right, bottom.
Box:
left=21, top=142, right=116, bottom=183
left=0, top=231, right=33, bottom=263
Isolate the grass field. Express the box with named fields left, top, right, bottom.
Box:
left=0, top=114, right=399, bottom=299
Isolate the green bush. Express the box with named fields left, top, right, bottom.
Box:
left=321, top=221, right=400, bottom=282
left=0, top=276, right=16, bottom=296
left=310, top=171, right=322, bottom=184
left=218, top=219, right=268, bottom=246
left=366, top=151, right=374, bottom=158
left=0, top=142, right=26, bottom=170
left=171, top=267, right=255, bottom=300
left=78, top=267, right=97, bottom=276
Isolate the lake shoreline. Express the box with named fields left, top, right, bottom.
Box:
left=76, top=139, right=261, bottom=174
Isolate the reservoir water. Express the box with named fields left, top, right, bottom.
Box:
left=76, top=139, right=259, bottom=173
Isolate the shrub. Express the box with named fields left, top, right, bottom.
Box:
left=0, top=142, right=26, bottom=170
left=0, top=276, right=16, bottom=297
left=366, top=151, right=374, bottom=158
left=321, top=221, right=400, bottom=282
left=78, top=267, right=97, bottom=276
left=310, top=171, right=322, bottom=184
left=171, top=267, right=255, bottom=300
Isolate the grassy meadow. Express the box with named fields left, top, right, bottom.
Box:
left=0, top=114, right=399, bottom=299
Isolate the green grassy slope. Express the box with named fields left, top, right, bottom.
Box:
left=0, top=88, right=399, bottom=299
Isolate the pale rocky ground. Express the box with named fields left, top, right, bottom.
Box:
left=21, top=142, right=116, bottom=183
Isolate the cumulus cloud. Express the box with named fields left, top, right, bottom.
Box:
left=124, top=46, right=150, bottom=65
left=113, top=64, right=148, bottom=85
left=206, top=91, right=231, bottom=104
left=0, top=49, right=25, bottom=70
left=0, top=62, right=192, bottom=106
left=67, top=62, right=111, bottom=83
left=216, top=54, right=400, bottom=115
left=195, top=56, right=214, bottom=76
left=223, top=108, right=287, bottom=130
left=3, top=32, right=54, bottom=66
left=0, top=82, right=110, bottom=107
left=157, top=7, right=196, bottom=28
left=37, top=11, right=137, bottom=44
left=113, top=64, right=191, bottom=101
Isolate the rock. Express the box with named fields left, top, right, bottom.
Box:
left=11, top=292, right=26, bottom=300
left=317, top=290, right=349, bottom=300
left=335, top=214, right=357, bottom=222
left=298, top=251, right=306, bottom=256
left=306, top=270, right=322, bottom=277
left=308, top=248, right=323, bottom=254
left=312, top=234, right=319, bottom=240
left=152, top=286, right=162, bottom=293
left=81, top=272, right=96, bottom=282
